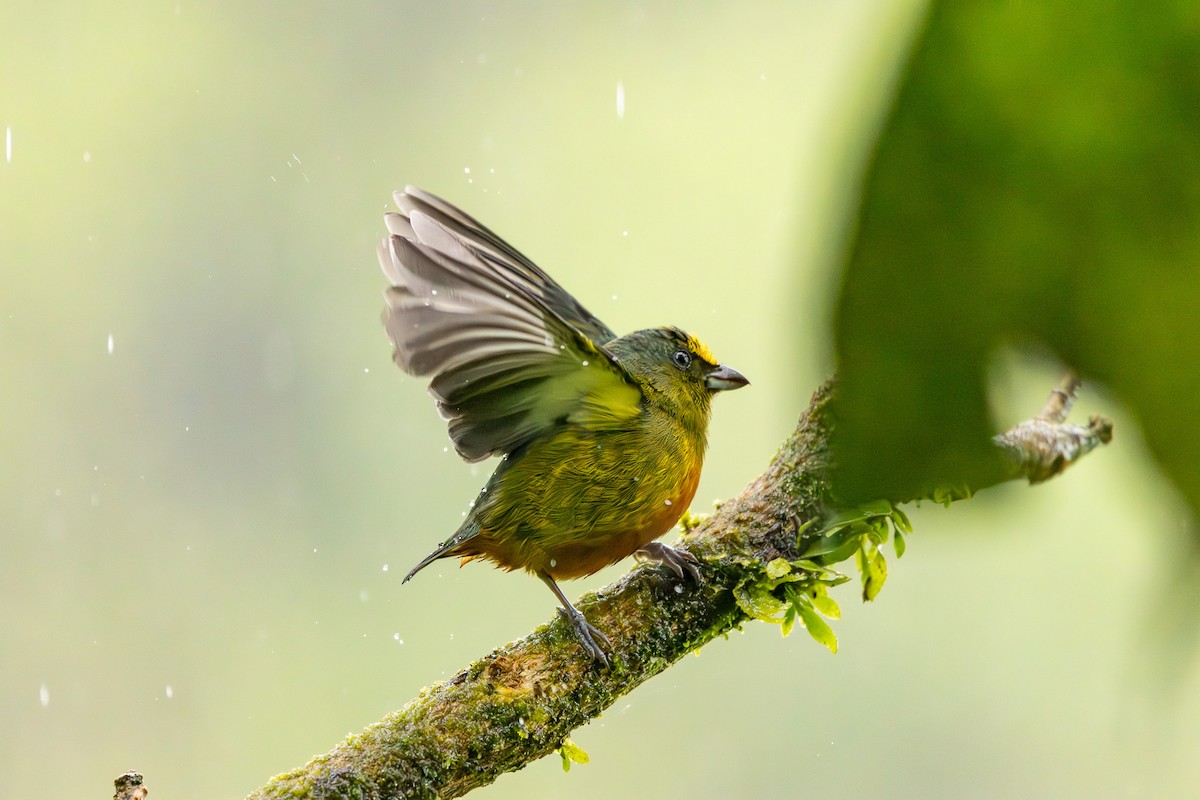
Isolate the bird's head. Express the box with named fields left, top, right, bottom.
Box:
left=606, top=327, right=748, bottom=431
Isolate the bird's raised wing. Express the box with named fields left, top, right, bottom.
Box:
left=378, top=187, right=642, bottom=461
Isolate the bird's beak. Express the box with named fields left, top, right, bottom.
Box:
left=705, top=364, right=749, bottom=392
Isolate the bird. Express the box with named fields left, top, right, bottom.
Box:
left=376, top=186, right=748, bottom=664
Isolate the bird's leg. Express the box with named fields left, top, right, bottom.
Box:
left=539, top=571, right=610, bottom=666
left=635, top=541, right=703, bottom=583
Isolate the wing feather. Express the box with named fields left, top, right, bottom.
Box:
left=394, top=187, right=618, bottom=346
left=378, top=187, right=642, bottom=461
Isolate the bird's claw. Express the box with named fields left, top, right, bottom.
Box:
left=635, top=542, right=703, bottom=584
left=557, top=607, right=611, bottom=666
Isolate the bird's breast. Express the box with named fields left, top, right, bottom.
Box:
left=462, top=410, right=709, bottom=580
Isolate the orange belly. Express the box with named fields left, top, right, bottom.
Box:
left=536, top=467, right=701, bottom=580
left=463, top=463, right=702, bottom=581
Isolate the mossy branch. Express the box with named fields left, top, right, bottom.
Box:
left=243, top=378, right=1108, bottom=800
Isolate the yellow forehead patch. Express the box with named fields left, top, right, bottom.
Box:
left=686, top=334, right=715, bottom=364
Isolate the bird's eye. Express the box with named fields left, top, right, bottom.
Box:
left=671, top=350, right=692, bottom=370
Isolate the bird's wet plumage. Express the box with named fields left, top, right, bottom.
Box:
left=378, top=186, right=747, bottom=662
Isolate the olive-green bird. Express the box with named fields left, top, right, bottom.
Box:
left=377, top=187, right=748, bottom=663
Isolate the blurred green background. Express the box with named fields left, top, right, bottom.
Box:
left=2, top=2, right=1197, bottom=798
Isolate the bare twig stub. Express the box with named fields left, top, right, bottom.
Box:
left=113, top=772, right=147, bottom=800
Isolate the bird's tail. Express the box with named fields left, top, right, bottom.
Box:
left=402, top=520, right=480, bottom=583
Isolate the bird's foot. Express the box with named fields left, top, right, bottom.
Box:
left=635, top=542, right=703, bottom=583
left=557, top=607, right=611, bottom=666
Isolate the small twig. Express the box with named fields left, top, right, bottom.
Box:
left=1037, top=371, right=1081, bottom=422
left=994, top=372, right=1113, bottom=483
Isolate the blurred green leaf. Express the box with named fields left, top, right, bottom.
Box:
left=830, top=1, right=1200, bottom=526
left=734, top=583, right=788, bottom=622
left=796, top=599, right=839, bottom=654
left=801, top=530, right=861, bottom=561
left=559, top=739, right=589, bottom=772
left=857, top=542, right=888, bottom=602
left=781, top=603, right=799, bottom=637
left=823, top=501, right=897, bottom=531
left=866, top=518, right=889, bottom=546
left=810, top=589, right=842, bottom=620
left=765, top=557, right=793, bottom=580
left=893, top=528, right=907, bottom=559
